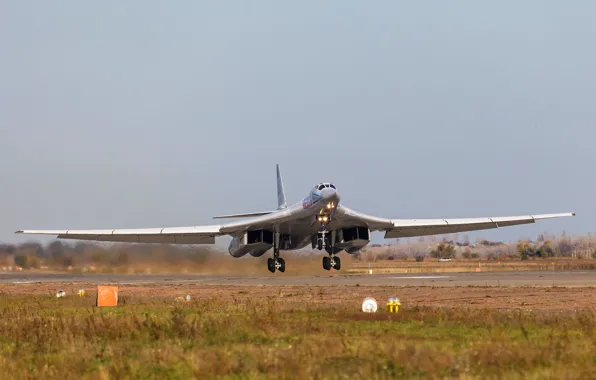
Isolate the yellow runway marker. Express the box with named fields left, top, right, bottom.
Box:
left=387, top=297, right=401, bottom=313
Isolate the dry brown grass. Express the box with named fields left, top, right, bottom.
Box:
left=348, top=257, right=596, bottom=274
left=0, top=284, right=595, bottom=379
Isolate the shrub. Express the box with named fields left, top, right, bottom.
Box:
left=13, top=254, right=28, bottom=268
left=117, top=251, right=129, bottom=265
left=62, top=256, right=74, bottom=267
left=536, top=241, right=555, bottom=258
left=516, top=241, right=537, bottom=258
left=0, top=244, right=16, bottom=255
left=27, top=256, right=41, bottom=269
left=557, top=239, right=574, bottom=257
left=430, top=243, right=456, bottom=259
left=415, top=254, right=425, bottom=262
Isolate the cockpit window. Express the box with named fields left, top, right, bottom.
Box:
left=318, top=184, right=325, bottom=190
left=330, top=184, right=336, bottom=189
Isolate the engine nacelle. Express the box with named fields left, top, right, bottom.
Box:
left=334, top=226, right=370, bottom=254
left=228, top=230, right=274, bottom=258
left=345, top=246, right=365, bottom=254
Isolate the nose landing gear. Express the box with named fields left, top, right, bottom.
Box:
left=317, top=226, right=340, bottom=271
left=315, top=214, right=330, bottom=251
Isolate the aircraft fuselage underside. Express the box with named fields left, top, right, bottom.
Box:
left=228, top=185, right=371, bottom=272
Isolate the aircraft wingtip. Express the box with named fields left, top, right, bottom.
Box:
left=14, top=230, right=24, bottom=234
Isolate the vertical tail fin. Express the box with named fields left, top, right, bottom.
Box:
left=276, top=164, right=287, bottom=209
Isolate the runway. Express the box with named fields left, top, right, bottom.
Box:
left=1, top=270, right=595, bottom=287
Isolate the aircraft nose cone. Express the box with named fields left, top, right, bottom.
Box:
left=321, top=187, right=340, bottom=204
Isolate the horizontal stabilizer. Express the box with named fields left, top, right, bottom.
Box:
left=212, top=211, right=274, bottom=219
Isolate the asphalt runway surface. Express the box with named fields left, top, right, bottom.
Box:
left=1, top=270, right=595, bottom=287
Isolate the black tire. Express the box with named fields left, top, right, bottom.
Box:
left=317, top=239, right=323, bottom=250
left=333, top=256, right=341, bottom=271
left=322, top=256, right=331, bottom=271
left=267, top=258, right=276, bottom=273
left=278, top=258, right=286, bottom=273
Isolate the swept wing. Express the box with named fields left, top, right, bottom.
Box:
left=14, top=207, right=300, bottom=243
left=15, top=225, right=223, bottom=244
left=14, top=206, right=575, bottom=244
left=335, top=206, right=575, bottom=238
left=213, top=211, right=274, bottom=219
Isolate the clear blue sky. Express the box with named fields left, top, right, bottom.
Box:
left=1, top=1, right=593, bottom=246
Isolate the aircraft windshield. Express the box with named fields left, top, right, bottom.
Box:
left=316, top=183, right=336, bottom=191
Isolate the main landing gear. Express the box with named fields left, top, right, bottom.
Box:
left=322, top=255, right=341, bottom=271
left=316, top=215, right=340, bottom=271
left=267, top=231, right=285, bottom=273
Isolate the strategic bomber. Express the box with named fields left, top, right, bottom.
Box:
left=16, top=165, right=575, bottom=273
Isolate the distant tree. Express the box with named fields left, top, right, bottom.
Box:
left=536, top=241, right=555, bottom=258
left=430, top=243, right=456, bottom=259
left=557, top=238, right=574, bottom=257
left=73, top=242, right=92, bottom=255
left=14, top=254, right=28, bottom=268
left=415, top=254, right=425, bottom=262
left=462, top=249, right=472, bottom=259
left=91, top=252, right=105, bottom=265
left=117, top=251, right=129, bottom=265
left=18, top=242, right=44, bottom=257
left=48, top=241, right=66, bottom=259
left=62, top=256, right=74, bottom=267
left=516, top=241, right=537, bottom=258
left=0, top=244, right=16, bottom=255
left=28, top=256, right=41, bottom=269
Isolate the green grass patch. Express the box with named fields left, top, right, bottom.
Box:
left=0, top=295, right=594, bottom=379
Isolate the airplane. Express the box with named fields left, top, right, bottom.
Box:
left=15, top=165, right=575, bottom=273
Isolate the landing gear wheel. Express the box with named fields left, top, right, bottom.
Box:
left=267, top=258, right=276, bottom=273
left=317, top=239, right=323, bottom=251
left=278, top=258, right=286, bottom=273
left=333, top=256, right=341, bottom=270
left=322, top=256, right=331, bottom=271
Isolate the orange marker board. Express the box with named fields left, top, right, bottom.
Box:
left=96, top=285, right=119, bottom=307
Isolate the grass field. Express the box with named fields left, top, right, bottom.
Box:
left=0, top=286, right=595, bottom=379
